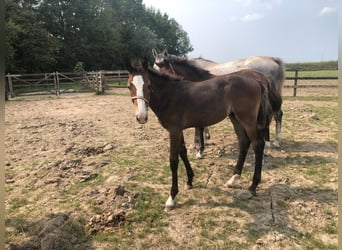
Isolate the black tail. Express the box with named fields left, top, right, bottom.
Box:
left=257, top=82, right=273, bottom=130
left=257, top=78, right=283, bottom=129
left=267, top=81, right=282, bottom=113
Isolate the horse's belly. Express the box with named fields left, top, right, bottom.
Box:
left=182, top=108, right=228, bottom=128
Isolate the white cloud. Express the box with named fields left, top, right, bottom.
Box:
left=234, top=0, right=282, bottom=8
left=319, top=7, right=336, bottom=16
left=242, top=13, right=264, bottom=22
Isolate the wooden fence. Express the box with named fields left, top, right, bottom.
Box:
left=6, top=70, right=129, bottom=97
left=284, top=68, right=338, bottom=97
left=6, top=68, right=337, bottom=97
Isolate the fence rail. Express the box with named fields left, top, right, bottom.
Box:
left=6, top=70, right=129, bottom=97
left=6, top=68, right=337, bottom=98
left=284, top=68, right=338, bottom=96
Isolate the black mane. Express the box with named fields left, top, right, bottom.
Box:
left=165, top=56, right=213, bottom=78
left=148, top=67, right=185, bottom=82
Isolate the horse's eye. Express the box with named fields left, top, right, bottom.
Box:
left=127, top=85, right=132, bottom=90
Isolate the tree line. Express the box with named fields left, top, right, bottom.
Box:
left=5, top=0, right=193, bottom=73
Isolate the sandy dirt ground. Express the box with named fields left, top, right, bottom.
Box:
left=5, top=87, right=338, bottom=249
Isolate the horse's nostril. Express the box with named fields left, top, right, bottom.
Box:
left=136, top=115, right=148, bottom=124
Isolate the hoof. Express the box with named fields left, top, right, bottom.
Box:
left=185, top=184, right=193, bottom=190
left=248, top=188, right=257, bottom=196
left=165, top=196, right=175, bottom=212
left=196, top=151, right=203, bottom=159
left=264, top=141, right=271, bottom=155
left=272, top=140, right=280, bottom=148
left=225, top=174, right=240, bottom=187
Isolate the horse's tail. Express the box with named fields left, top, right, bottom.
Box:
left=267, top=78, right=283, bottom=114
left=272, top=57, right=286, bottom=96
left=257, top=81, right=273, bottom=130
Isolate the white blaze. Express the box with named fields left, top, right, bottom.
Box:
left=132, top=75, right=148, bottom=123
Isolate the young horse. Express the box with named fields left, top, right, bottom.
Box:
left=152, top=49, right=285, bottom=149
left=126, top=59, right=276, bottom=211
left=152, top=49, right=210, bottom=158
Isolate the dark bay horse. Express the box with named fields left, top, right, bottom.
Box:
left=152, top=49, right=210, bottom=158
left=126, top=59, right=278, bottom=211
left=152, top=49, right=285, bottom=150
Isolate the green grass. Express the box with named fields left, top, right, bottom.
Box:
left=285, top=60, right=337, bottom=69
left=285, top=69, right=338, bottom=78
left=8, top=197, right=29, bottom=211
left=285, top=61, right=338, bottom=78
left=13, top=82, right=94, bottom=94
left=106, top=81, right=127, bottom=87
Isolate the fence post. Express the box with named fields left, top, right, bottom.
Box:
left=293, top=69, right=298, bottom=97
left=7, top=75, right=15, bottom=97
left=56, top=72, right=60, bottom=95
left=99, top=71, right=104, bottom=94
left=118, top=71, right=122, bottom=85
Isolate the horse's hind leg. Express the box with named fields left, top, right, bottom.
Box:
left=273, top=109, right=283, bottom=148
left=204, top=126, right=210, bottom=140
left=225, top=115, right=250, bottom=187
left=264, top=124, right=271, bottom=155
left=179, top=134, right=195, bottom=189
left=196, top=127, right=205, bottom=159
left=248, top=129, right=266, bottom=196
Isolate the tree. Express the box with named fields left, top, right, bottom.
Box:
left=144, top=7, right=193, bottom=56
left=5, top=0, right=59, bottom=73
left=5, top=0, right=193, bottom=72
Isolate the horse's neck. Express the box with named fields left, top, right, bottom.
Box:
left=148, top=71, right=174, bottom=114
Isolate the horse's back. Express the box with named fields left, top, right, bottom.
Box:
left=194, top=56, right=285, bottom=90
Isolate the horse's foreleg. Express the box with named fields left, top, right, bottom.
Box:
left=165, top=132, right=181, bottom=211
left=165, top=159, right=179, bottom=211
left=179, top=134, right=194, bottom=189
left=226, top=115, right=250, bottom=187
left=273, top=109, right=283, bottom=148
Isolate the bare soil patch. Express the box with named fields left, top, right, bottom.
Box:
left=5, top=88, right=337, bottom=249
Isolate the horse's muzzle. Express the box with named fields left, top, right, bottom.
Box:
left=136, top=113, right=148, bottom=124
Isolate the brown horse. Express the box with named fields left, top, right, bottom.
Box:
left=126, top=59, right=278, bottom=211
left=152, top=49, right=285, bottom=150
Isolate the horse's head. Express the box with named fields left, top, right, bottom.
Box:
left=152, top=49, right=169, bottom=70
left=126, top=59, right=151, bottom=124
left=152, top=48, right=178, bottom=77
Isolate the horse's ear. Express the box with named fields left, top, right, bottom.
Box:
left=163, top=49, right=168, bottom=57
left=152, top=48, right=157, bottom=58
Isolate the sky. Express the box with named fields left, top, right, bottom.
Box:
left=142, top=0, right=338, bottom=63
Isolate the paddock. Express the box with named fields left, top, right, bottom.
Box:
left=5, top=86, right=337, bottom=249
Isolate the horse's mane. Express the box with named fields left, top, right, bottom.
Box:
left=148, top=68, right=184, bottom=82
left=165, top=55, right=213, bottom=77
